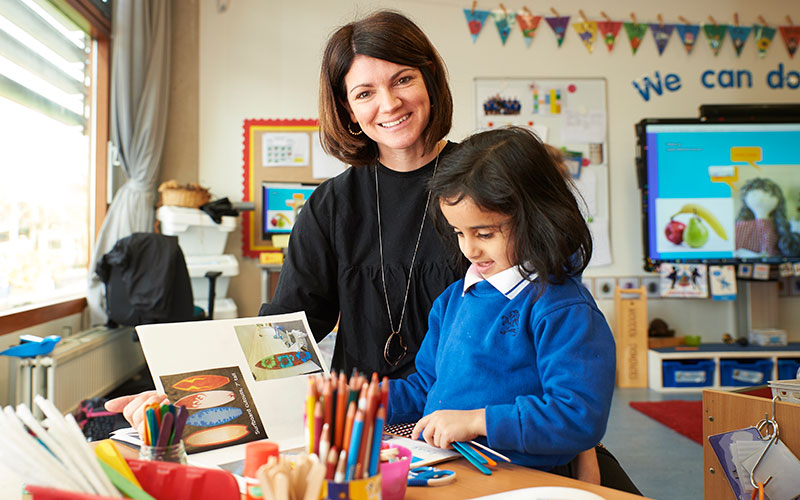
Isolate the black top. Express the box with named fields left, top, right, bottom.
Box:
left=259, top=142, right=464, bottom=378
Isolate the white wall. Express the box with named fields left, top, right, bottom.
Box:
left=196, top=0, right=800, bottom=339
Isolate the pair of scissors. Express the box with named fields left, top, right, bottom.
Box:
left=407, top=466, right=456, bottom=486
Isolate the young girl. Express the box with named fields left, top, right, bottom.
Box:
left=386, top=126, right=616, bottom=472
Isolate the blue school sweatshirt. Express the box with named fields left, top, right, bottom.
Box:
left=387, top=273, right=615, bottom=470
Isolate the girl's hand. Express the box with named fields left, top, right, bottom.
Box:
left=411, top=408, right=486, bottom=449
left=104, top=391, right=170, bottom=438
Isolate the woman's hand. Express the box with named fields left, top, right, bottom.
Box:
left=104, top=391, right=169, bottom=437
left=411, top=408, right=486, bottom=449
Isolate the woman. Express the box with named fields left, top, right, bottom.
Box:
left=258, top=11, right=462, bottom=380
left=107, top=10, right=637, bottom=492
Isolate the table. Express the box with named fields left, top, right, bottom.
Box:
left=403, top=457, right=647, bottom=499
left=102, top=443, right=647, bottom=499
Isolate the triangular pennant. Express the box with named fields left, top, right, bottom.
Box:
left=676, top=24, right=700, bottom=54
left=491, top=8, right=516, bottom=45
left=728, top=25, right=752, bottom=56
left=779, top=26, right=800, bottom=58
left=649, top=23, right=675, bottom=55
left=703, top=24, right=728, bottom=55
left=753, top=24, right=777, bottom=58
left=545, top=16, right=570, bottom=47
left=572, top=21, right=598, bottom=53
left=623, top=22, right=648, bottom=54
left=463, top=9, right=491, bottom=43
left=516, top=11, right=542, bottom=48
left=597, top=20, right=622, bottom=52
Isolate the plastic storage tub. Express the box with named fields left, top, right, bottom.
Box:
left=185, top=254, right=239, bottom=300
left=777, top=358, right=800, bottom=380
left=662, top=359, right=715, bottom=388
left=719, top=358, right=774, bottom=386
left=157, top=205, right=237, bottom=256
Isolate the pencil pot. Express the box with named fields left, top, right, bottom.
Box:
left=379, top=444, right=411, bottom=500
left=139, top=440, right=188, bottom=464
left=320, top=474, right=382, bottom=500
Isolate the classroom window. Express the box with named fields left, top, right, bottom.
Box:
left=0, top=0, right=109, bottom=317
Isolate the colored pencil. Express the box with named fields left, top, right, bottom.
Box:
left=334, top=372, right=347, bottom=449
left=325, top=447, right=338, bottom=480
left=318, top=423, right=330, bottom=467
left=469, top=445, right=497, bottom=467
left=306, top=378, right=317, bottom=453
left=469, top=440, right=512, bottom=462
left=457, top=440, right=487, bottom=464
left=453, top=441, right=491, bottom=475
left=342, top=401, right=356, bottom=454
left=334, top=449, right=347, bottom=482
left=345, top=409, right=364, bottom=480
left=313, top=400, right=323, bottom=456
left=368, top=406, right=385, bottom=477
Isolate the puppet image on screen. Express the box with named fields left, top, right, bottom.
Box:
left=734, top=177, right=800, bottom=258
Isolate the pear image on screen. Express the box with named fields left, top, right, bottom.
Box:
left=670, top=203, right=727, bottom=248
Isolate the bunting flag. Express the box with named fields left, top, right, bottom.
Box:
left=649, top=23, right=675, bottom=55
left=463, top=8, right=491, bottom=43
left=779, top=25, right=800, bottom=58
left=676, top=24, right=700, bottom=54
left=703, top=24, right=728, bottom=56
left=573, top=20, right=598, bottom=53
left=623, top=22, right=648, bottom=54
left=753, top=24, right=777, bottom=58
left=516, top=11, right=542, bottom=48
left=728, top=25, right=752, bottom=56
left=545, top=16, right=570, bottom=47
left=597, top=20, right=623, bottom=52
left=490, top=8, right=516, bottom=45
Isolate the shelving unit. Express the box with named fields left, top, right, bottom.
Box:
left=648, top=343, right=800, bottom=392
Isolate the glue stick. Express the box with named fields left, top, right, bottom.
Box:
left=244, top=440, right=279, bottom=500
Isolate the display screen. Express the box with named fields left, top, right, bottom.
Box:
left=262, top=182, right=317, bottom=237
left=637, top=120, right=800, bottom=268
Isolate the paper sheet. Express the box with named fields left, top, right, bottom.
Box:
left=311, top=132, right=346, bottom=179
left=560, top=109, right=606, bottom=144
left=136, top=313, right=329, bottom=466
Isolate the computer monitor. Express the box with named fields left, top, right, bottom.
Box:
left=636, top=118, right=800, bottom=271
left=261, top=182, right=317, bottom=238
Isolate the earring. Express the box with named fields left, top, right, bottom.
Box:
left=347, top=122, right=363, bottom=136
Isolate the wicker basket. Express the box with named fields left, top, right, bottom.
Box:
left=158, top=180, right=211, bottom=208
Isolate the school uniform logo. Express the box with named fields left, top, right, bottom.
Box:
left=499, top=310, right=519, bottom=336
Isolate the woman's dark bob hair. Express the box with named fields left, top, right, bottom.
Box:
left=429, top=126, right=593, bottom=292
left=318, top=10, right=453, bottom=167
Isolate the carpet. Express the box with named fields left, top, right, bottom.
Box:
left=629, top=388, right=773, bottom=445
left=628, top=400, right=703, bottom=444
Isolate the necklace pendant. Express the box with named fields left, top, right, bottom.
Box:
left=383, top=330, right=408, bottom=367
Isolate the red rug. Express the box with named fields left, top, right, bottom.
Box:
left=629, top=388, right=773, bottom=445
left=628, top=400, right=703, bottom=444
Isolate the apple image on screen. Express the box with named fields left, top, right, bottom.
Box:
left=664, top=219, right=686, bottom=245
left=683, top=216, right=709, bottom=248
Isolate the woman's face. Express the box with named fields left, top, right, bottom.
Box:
left=343, top=55, right=431, bottom=159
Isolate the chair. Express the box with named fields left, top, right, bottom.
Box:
left=95, top=232, right=220, bottom=327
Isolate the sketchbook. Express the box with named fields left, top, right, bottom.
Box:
left=135, top=312, right=329, bottom=467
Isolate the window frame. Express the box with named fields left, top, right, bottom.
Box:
left=0, top=0, right=110, bottom=334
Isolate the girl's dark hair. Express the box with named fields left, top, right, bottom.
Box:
left=318, top=10, right=453, bottom=167
left=736, top=177, right=800, bottom=256
left=430, top=127, right=593, bottom=292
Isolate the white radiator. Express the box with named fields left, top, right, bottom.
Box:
left=14, top=325, right=147, bottom=417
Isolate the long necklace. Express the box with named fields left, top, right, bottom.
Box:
left=376, top=150, right=440, bottom=367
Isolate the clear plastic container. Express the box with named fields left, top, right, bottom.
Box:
left=139, top=441, right=188, bottom=464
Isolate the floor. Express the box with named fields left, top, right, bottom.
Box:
left=602, top=387, right=704, bottom=500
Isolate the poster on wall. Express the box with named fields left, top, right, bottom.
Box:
left=474, top=77, right=611, bottom=267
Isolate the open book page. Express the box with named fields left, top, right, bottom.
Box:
left=135, top=312, right=329, bottom=467
left=382, top=435, right=459, bottom=467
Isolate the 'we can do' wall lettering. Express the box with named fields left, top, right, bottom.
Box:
left=632, top=63, right=800, bottom=101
